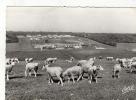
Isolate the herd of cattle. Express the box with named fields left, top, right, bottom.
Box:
left=6, top=56, right=136, bottom=86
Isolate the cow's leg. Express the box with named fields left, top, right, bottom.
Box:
left=33, top=70, right=37, bottom=77
left=50, top=77, right=53, bottom=83
left=81, top=72, right=84, bottom=80
left=77, top=74, right=82, bottom=82
left=58, top=76, right=63, bottom=86
left=68, top=77, right=70, bottom=83
left=116, top=71, right=119, bottom=78
left=113, top=71, right=115, bottom=79
left=58, top=81, right=60, bottom=85
left=115, top=72, right=117, bottom=78
left=88, top=71, right=91, bottom=80
left=6, top=72, right=9, bottom=81
left=130, top=67, right=133, bottom=73
left=25, top=70, right=28, bottom=77
left=88, top=75, right=92, bottom=84
left=67, top=76, right=70, bottom=83
left=95, top=77, right=98, bottom=83
left=117, top=72, right=120, bottom=78
left=118, top=74, right=120, bottom=78
left=29, top=71, right=32, bottom=77
left=48, top=74, right=51, bottom=84
left=71, top=74, right=75, bottom=83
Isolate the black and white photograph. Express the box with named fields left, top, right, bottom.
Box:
left=5, top=4, right=136, bottom=100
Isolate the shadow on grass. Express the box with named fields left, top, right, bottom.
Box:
left=97, top=76, right=103, bottom=78
left=9, top=73, right=44, bottom=80
left=83, top=75, right=103, bottom=79
left=30, top=73, right=43, bottom=76
left=10, top=75, right=24, bottom=79
left=126, top=70, right=136, bottom=74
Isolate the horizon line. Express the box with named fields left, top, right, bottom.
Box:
left=6, top=31, right=136, bottom=34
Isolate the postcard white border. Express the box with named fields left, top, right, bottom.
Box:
left=1, top=0, right=136, bottom=100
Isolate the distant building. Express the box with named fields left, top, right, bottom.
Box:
left=9, top=34, right=84, bottom=51
left=95, top=46, right=106, bottom=50
left=132, top=49, right=136, bottom=52
left=17, top=35, right=25, bottom=38
left=116, top=43, right=136, bottom=51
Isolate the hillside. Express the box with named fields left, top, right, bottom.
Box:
left=6, top=31, right=136, bottom=46
left=73, top=33, right=136, bottom=46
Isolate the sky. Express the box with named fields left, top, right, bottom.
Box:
left=6, top=7, right=136, bottom=33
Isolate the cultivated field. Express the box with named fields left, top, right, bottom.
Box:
left=6, top=49, right=136, bottom=100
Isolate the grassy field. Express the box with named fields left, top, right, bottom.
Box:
left=6, top=49, right=136, bottom=100
left=6, top=59, right=136, bottom=100
left=6, top=48, right=136, bottom=60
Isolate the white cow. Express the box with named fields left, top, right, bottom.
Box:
left=25, top=62, right=39, bottom=77
left=117, top=58, right=130, bottom=68
left=106, top=57, right=114, bottom=61
left=88, top=65, right=104, bottom=84
left=65, top=57, right=75, bottom=63
left=6, top=57, right=19, bottom=64
left=42, top=64, right=63, bottom=86
left=6, top=61, right=16, bottom=80
left=129, top=61, right=136, bottom=72
left=77, top=58, right=95, bottom=79
left=45, top=57, right=57, bottom=64
left=77, top=58, right=94, bottom=66
left=25, top=58, right=33, bottom=63
left=113, top=64, right=122, bottom=78
left=132, top=57, right=136, bottom=62
left=63, top=65, right=82, bottom=83
left=6, top=58, right=11, bottom=65
left=14, top=57, right=19, bottom=63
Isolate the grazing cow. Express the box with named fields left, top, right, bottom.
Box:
left=129, top=61, right=136, bottom=72
left=6, top=57, right=19, bottom=64
left=42, top=64, right=63, bottom=86
left=98, top=56, right=103, bottom=61
left=77, top=58, right=95, bottom=79
left=116, top=58, right=120, bottom=62
left=113, top=63, right=121, bottom=79
left=25, top=58, right=33, bottom=63
left=45, top=57, right=57, bottom=64
left=88, top=65, right=104, bottom=84
left=63, top=65, right=82, bottom=83
left=132, top=57, right=136, bottom=62
left=25, top=62, right=39, bottom=77
left=6, top=61, right=16, bottom=80
left=77, top=58, right=94, bottom=66
left=6, top=58, right=11, bottom=65
left=65, top=57, right=75, bottom=63
left=12, top=57, right=19, bottom=63
left=93, top=57, right=96, bottom=60
left=106, top=57, right=114, bottom=61
left=117, top=58, right=129, bottom=68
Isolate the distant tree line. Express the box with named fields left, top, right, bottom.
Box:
left=6, top=34, right=19, bottom=43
